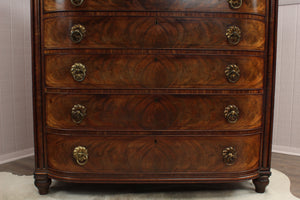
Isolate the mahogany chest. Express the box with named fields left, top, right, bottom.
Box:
left=31, top=0, right=278, bottom=194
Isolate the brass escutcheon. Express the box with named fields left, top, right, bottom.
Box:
left=70, top=24, right=86, bottom=44
left=70, top=0, right=85, bottom=7
left=71, top=63, right=86, bottom=82
left=222, top=147, right=237, bottom=165
left=73, top=146, right=88, bottom=166
left=227, top=0, right=243, bottom=9
left=224, top=105, right=239, bottom=123
left=71, top=104, right=87, bottom=124
left=226, top=25, right=241, bottom=45
left=225, top=64, right=240, bottom=83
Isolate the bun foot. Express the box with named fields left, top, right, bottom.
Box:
left=253, top=175, right=269, bottom=193
left=34, top=173, right=51, bottom=195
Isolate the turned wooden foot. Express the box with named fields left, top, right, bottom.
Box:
left=253, top=175, right=269, bottom=193
left=34, top=173, right=52, bottom=195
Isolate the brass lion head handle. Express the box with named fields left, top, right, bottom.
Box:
left=225, top=64, right=240, bottom=83
left=226, top=25, right=241, bottom=45
left=71, top=104, right=87, bottom=124
left=71, top=63, right=86, bottom=82
left=227, top=0, right=243, bottom=9
left=70, top=0, right=85, bottom=7
left=70, top=24, right=86, bottom=44
left=73, top=146, right=88, bottom=166
left=224, top=105, right=239, bottom=123
left=222, top=147, right=237, bottom=165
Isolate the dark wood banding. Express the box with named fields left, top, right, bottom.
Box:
left=44, top=0, right=266, bottom=15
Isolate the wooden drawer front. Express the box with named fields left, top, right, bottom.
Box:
left=44, top=17, right=265, bottom=50
left=47, top=134, right=260, bottom=173
left=45, top=55, right=264, bottom=89
left=44, top=0, right=265, bottom=15
left=46, top=94, right=262, bottom=131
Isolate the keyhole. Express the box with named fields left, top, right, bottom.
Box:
left=155, top=18, right=158, bottom=25
left=154, top=139, right=158, bottom=144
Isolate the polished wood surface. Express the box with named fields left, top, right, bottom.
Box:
left=44, top=0, right=266, bottom=14
left=44, top=16, right=265, bottom=50
left=46, top=134, right=260, bottom=174
left=45, top=54, right=264, bottom=89
left=32, top=0, right=278, bottom=194
left=46, top=94, right=263, bottom=131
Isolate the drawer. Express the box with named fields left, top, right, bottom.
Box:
left=47, top=134, right=260, bottom=174
left=46, top=94, right=263, bottom=131
left=44, top=0, right=265, bottom=15
left=44, top=17, right=265, bottom=50
left=45, top=54, right=264, bottom=89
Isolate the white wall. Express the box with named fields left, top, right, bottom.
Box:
left=273, top=0, right=300, bottom=156
left=0, top=0, right=33, bottom=164
left=0, top=0, right=299, bottom=164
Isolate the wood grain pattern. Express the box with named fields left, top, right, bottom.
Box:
left=45, top=94, right=263, bottom=131
left=45, top=54, right=264, bottom=89
left=32, top=0, right=278, bottom=194
left=43, top=0, right=266, bottom=15
left=44, top=17, right=265, bottom=50
left=46, top=133, right=260, bottom=173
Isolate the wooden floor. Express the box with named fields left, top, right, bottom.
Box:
left=0, top=152, right=299, bottom=198
left=271, top=153, right=300, bottom=198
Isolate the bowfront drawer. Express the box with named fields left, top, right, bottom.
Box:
left=47, top=134, right=260, bottom=174
left=44, top=17, right=265, bottom=50
left=44, top=0, right=265, bottom=15
left=46, top=94, right=263, bottom=131
left=45, top=54, right=264, bottom=89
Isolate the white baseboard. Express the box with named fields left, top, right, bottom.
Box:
left=272, top=145, right=300, bottom=156
left=279, top=0, right=300, bottom=6
left=0, top=148, right=34, bottom=165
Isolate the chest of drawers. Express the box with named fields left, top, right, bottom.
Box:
left=31, top=0, right=278, bottom=195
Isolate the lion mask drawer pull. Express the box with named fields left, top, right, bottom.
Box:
left=227, top=0, right=243, bottom=9
left=224, top=105, right=239, bottom=123
left=70, top=63, right=86, bottom=82
left=222, top=146, right=237, bottom=165
left=226, top=25, right=241, bottom=45
left=70, top=24, right=86, bottom=44
left=225, top=64, right=240, bottom=83
left=71, top=104, right=87, bottom=124
left=70, top=0, right=85, bottom=7
left=73, top=146, right=88, bottom=166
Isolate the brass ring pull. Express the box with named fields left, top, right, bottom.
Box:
left=70, top=24, right=86, bottom=44
left=70, top=0, right=85, bottom=7
left=73, top=146, right=88, bottom=166
left=225, top=64, right=240, bottom=83
left=222, top=147, right=237, bottom=165
left=226, top=25, right=241, bottom=45
left=71, top=104, right=87, bottom=124
left=227, top=0, right=243, bottom=9
left=71, top=63, right=86, bottom=82
left=224, top=105, right=239, bottom=123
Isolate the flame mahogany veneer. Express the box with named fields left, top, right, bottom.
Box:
left=31, top=0, right=278, bottom=195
